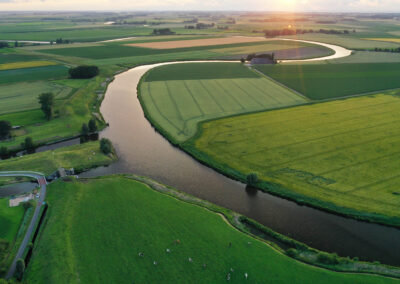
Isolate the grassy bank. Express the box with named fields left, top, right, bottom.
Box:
left=0, top=141, right=116, bottom=176
left=25, top=175, right=400, bottom=283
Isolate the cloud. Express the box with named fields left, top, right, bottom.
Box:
left=0, top=0, right=399, bottom=11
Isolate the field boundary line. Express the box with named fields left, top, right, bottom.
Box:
left=198, top=80, right=226, bottom=112
left=145, top=83, right=182, bottom=133
left=182, top=80, right=205, bottom=116
left=213, top=80, right=246, bottom=110
left=251, top=67, right=311, bottom=102
left=228, top=79, right=266, bottom=107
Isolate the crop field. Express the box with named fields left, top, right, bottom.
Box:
left=0, top=81, right=72, bottom=114
left=0, top=198, right=24, bottom=243
left=0, top=65, right=68, bottom=85
left=129, top=36, right=268, bottom=49
left=0, top=53, right=41, bottom=64
left=255, top=63, right=400, bottom=100
left=36, top=40, right=325, bottom=61
left=364, top=38, right=400, bottom=43
left=191, top=94, right=400, bottom=224
left=140, top=63, right=306, bottom=142
left=25, top=176, right=397, bottom=284
left=0, top=60, right=57, bottom=71
left=281, top=34, right=400, bottom=49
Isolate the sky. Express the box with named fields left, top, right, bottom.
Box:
left=0, top=0, right=400, bottom=12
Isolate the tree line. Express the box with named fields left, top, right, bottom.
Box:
left=264, top=28, right=355, bottom=37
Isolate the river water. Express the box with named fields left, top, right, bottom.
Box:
left=81, top=62, right=400, bottom=266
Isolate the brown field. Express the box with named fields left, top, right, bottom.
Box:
left=127, top=36, right=268, bottom=49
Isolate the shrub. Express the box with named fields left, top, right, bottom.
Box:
left=69, top=65, right=99, bottom=79
left=286, top=248, right=298, bottom=257
left=38, top=92, right=54, bottom=120
left=15, top=258, right=25, bottom=281
left=317, top=252, right=339, bottom=265
left=246, top=173, right=258, bottom=186
left=81, top=123, right=89, bottom=136
left=100, top=138, right=112, bottom=155
left=21, top=137, right=35, bottom=152
left=88, top=119, right=97, bottom=133
left=0, top=120, right=11, bottom=140
left=0, top=146, right=8, bottom=159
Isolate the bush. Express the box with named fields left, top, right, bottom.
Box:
left=69, top=65, right=99, bottom=79
left=0, top=120, right=11, bottom=140
left=246, top=173, right=258, bottom=186
left=15, top=258, right=25, bottom=281
left=100, top=138, right=112, bottom=155
left=286, top=248, right=298, bottom=257
left=88, top=119, right=97, bottom=133
left=317, top=252, right=339, bottom=265
left=0, top=146, right=8, bottom=159
left=21, top=137, right=35, bottom=152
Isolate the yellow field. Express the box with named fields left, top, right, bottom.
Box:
left=364, top=38, right=400, bottom=43
left=0, top=60, right=57, bottom=71
left=192, top=93, right=400, bottom=225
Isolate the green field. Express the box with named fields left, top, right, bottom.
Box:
left=0, top=141, right=116, bottom=175
left=256, top=63, right=400, bottom=100
left=0, top=110, right=46, bottom=127
left=189, top=93, right=400, bottom=225
left=0, top=198, right=24, bottom=243
left=140, top=63, right=306, bottom=142
left=0, top=65, right=68, bottom=85
left=25, top=176, right=397, bottom=283
left=0, top=81, right=72, bottom=115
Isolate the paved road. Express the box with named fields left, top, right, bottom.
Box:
left=0, top=171, right=47, bottom=280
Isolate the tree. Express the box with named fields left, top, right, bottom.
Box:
left=21, top=137, right=35, bottom=152
left=0, top=146, right=8, bottom=159
left=100, top=138, right=113, bottom=155
left=14, top=41, right=19, bottom=47
left=88, top=119, right=97, bottom=133
left=81, top=123, right=89, bottom=136
left=38, top=93, right=54, bottom=120
left=15, top=258, right=25, bottom=281
left=69, top=65, right=99, bottom=79
left=0, top=120, right=11, bottom=140
left=246, top=173, right=258, bottom=186
left=240, top=57, right=245, bottom=63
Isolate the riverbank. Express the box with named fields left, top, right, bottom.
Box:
left=25, top=175, right=400, bottom=282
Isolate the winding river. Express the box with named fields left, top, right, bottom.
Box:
left=2, top=39, right=396, bottom=265
left=81, top=41, right=400, bottom=266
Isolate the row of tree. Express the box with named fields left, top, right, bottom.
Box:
left=264, top=28, right=355, bottom=37
left=152, top=28, right=175, bottom=35
left=184, top=23, right=215, bottom=30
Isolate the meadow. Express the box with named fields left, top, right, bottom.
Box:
left=255, top=63, right=400, bottom=100
left=0, top=198, right=25, bottom=243
left=0, top=65, right=68, bottom=85
left=189, top=93, right=400, bottom=226
left=0, top=141, right=116, bottom=175
left=140, top=63, right=306, bottom=142
left=0, top=82, right=72, bottom=115
left=25, top=176, right=398, bottom=284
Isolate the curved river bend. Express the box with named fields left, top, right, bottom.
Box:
left=81, top=45, right=400, bottom=266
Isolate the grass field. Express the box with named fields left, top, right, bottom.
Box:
left=140, top=63, right=306, bottom=142
left=0, top=60, right=57, bottom=71
left=0, top=53, right=41, bottom=64
left=189, top=93, right=400, bottom=225
left=25, top=176, right=398, bottom=283
left=0, top=81, right=72, bottom=115
left=255, top=63, right=400, bottom=100
left=0, top=141, right=116, bottom=175
left=0, top=198, right=24, bottom=243
left=0, top=110, right=46, bottom=127
left=0, top=65, right=68, bottom=85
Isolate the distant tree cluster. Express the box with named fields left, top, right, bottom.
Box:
left=242, top=53, right=277, bottom=64
left=182, top=18, right=198, bottom=24
left=371, top=47, right=400, bottom=53
left=184, top=23, right=215, bottom=30
left=250, top=17, right=310, bottom=23
left=0, top=42, right=9, bottom=49
left=264, top=28, right=353, bottom=37
left=69, top=65, right=99, bottom=79
left=55, top=38, right=72, bottom=44
left=152, top=28, right=175, bottom=35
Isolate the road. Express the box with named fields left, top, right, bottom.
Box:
left=0, top=171, right=47, bottom=280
